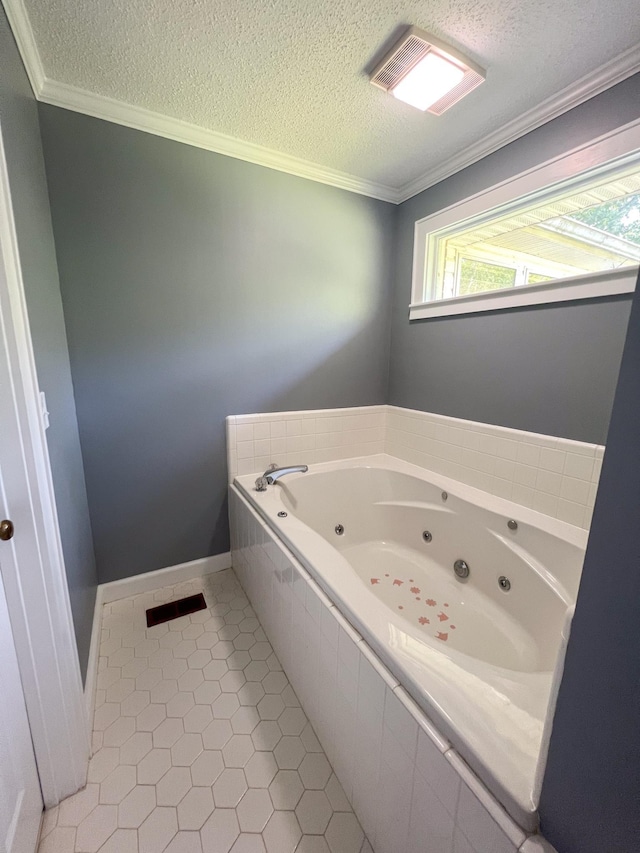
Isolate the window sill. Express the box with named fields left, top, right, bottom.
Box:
left=409, top=267, right=638, bottom=321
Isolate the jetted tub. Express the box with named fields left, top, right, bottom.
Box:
left=234, top=455, right=587, bottom=829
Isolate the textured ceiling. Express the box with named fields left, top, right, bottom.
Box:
left=19, top=0, right=640, bottom=193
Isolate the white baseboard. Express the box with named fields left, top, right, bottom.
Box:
left=84, top=552, right=232, bottom=740
left=84, top=583, right=105, bottom=739
left=100, top=552, right=232, bottom=604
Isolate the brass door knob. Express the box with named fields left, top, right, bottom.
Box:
left=0, top=520, right=14, bottom=541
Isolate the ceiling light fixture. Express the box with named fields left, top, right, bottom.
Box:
left=370, top=26, right=485, bottom=114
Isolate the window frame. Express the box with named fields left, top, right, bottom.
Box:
left=410, top=119, right=640, bottom=320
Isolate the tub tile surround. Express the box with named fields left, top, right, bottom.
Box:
left=230, top=488, right=558, bottom=853
left=39, top=571, right=370, bottom=853
left=226, top=406, right=603, bottom=531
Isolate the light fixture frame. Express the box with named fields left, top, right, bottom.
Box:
left=370, top=26, right=485, bottom=114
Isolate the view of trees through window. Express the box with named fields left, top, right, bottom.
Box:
left=443, top=181, right=640, bottom=300
left=569, top=192, right=640, bottom=245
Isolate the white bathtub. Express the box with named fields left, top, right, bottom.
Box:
left=234, top=455, right=586, bottom=830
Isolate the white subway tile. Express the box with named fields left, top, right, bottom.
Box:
left=535, top=469, right=562, bottom=497
left=514, top=464, right=537, bottom=488
left=227, top=405, right=604, bottom=536
left=532, top=491, right=558, bottom=517
left=237, top=424, right=254, bottom=442
left=384, top=688, right=418, bottom=761
left=538, top=448, right=565, bottom=474
left=494, top=458, right=516, bottom=481
left=556, top=499, right=586, bottom=528
left=517, top=443, right=541, bottom=467
left=270, top=420, right=287, bottom=438
left=409, top=769, right=455, bottom=853
left=253, top=422, right=270, bottom=440
left=456, top=782, right=522, bottom=853
left=511, top=484, right=535, bottom=509
left=237, top=441, right=254, bottom=460
left=254, top=438, right=270, bottom=456
left=563, top=453, right=594, bottom=481
left=560, top=476, right=590, bottom=505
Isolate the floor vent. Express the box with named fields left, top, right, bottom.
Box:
left=145, top=592, right=207, bottom=627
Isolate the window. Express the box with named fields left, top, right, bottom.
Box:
left=410, top=122, right=640, bottom=319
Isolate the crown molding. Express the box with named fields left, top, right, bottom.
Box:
left=3, top=0, right=639, bottom=206
left=396, top=43, right=640, bottom=203
left=2, top=0, right=45, bottom=94
left=37, top=78, right=401, bottom=203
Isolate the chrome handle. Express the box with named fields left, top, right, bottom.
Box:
left=0, top=519, right=14, bottom=541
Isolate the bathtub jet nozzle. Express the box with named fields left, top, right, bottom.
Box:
left=454, top=559, right=470, bottom=579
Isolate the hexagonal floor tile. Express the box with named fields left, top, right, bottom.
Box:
left=164, top=830, right=203, bottom=853
left=295, top=790, right=333, bottom=834
left=99, top=765, right=137, bottom=805
left=295, top=836, right=331, bottom=853
left=201, top=808, right=239, bottom=853
left=170, top=733, right=203, bottom=766
left=88, top=748, right=120, bottom=784
left=244, top=661, right=269, bottom=682
left=274, top=736, right=306, bottom=770
left=190, top=750, right=224, bottom=787
left=231, top=706, right=260, bottom=735
left=236, top=788, right=273, bottom=832
left=75, top=804, right=118, bottom=852
left=194, top=680, right=222, bottom=705
left=150, top=679, right=178, bottom=705
left=257, top=695, right=285, bottom=721
left=213, top=693, right=241, bottom=719
left=269, top=770, right=304, bottom=810
left=139, top=806, right=178, bottom=853
left=212, top=768, right=248, bottom=808
left=95, top=828, right=138, bottom=853
left=166, top=691, right=196, bottom=718
left=152, top=717, right=185, bottom=748
left=203, top=659, right=229, bottom=680
left=278, top=707, right=308, bottom=737
left=57, top=784, right=99, bottom=827
left=261, top=672, right=288, bottom=695
left=250, top=720, right=281, bottom=752
left=137, top=749, right=172, bottom=784
left=119, top=732, right=153, bottom=766
left=178, top=669, right=205, bottom=693
left=299, top=753, right=332, bottom=790
left=136, top=704, right=167, bottom=732
left=203, top=719, right=233, bottom=750
left=263, top=810, right=302, bottom=853
left=156, top=767, right=192, bottom=807
left=177, top=786, right=214, bottom=830
left=184, top=704, right=213, bottom=733
left=238, top=682, right=265, bottom=707
left=325, top=813, right=365, bottom=853
left=222, top=734, right=255, bottom=768
left=103, top=716, right=136, bottom=747
left=118, top=785, right=156, bottom=828
left=244, top=751, right=278, bottom=789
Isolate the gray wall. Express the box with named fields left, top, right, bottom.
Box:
left=0, top=8, right=96, bottom=679
left=38, top=106, right=395, bottom=583
left=540, top=269, right=640, bottom=852
left=388, top=74, right=640, bottom=445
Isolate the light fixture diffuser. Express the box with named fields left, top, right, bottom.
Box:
left=370, top=26, right=485, bottom=114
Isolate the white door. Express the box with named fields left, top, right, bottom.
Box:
left=0, top=549, right=43, bottom=853
left=0, top=127, right=46, bottom=849
left=0, top=184, right=44, bottom=848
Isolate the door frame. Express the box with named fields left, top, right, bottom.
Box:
left=0, top=128, right=89, bottom=806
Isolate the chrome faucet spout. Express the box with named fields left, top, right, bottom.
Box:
left=255, top=464, right=308, bottom=491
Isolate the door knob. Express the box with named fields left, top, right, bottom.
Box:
left=0, top=520, right=14, bottom=541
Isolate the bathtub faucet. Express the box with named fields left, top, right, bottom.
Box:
left=255, top=464, right=308, bottom=491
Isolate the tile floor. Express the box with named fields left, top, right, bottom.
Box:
left=38, top=570, right=372, bottom=853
